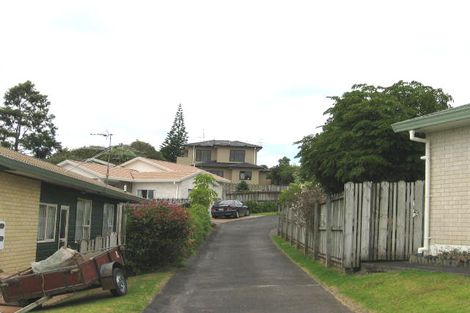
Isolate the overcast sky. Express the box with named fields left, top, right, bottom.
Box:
left=1, top=1, right=469, bottom=166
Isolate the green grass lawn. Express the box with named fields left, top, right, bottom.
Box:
left=272, top=236, right=470, bottom=313
left=40, top=270, right=174, bottom=313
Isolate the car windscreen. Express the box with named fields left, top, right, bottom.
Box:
left=217, top=200, right=236, bottom=206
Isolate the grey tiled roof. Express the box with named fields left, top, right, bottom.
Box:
left=196, top=161, right=265, bottom=170
left=185, top=140, right=262, bottom=149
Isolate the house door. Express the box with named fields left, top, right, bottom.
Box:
left=58, top=206, right=70, bottom=249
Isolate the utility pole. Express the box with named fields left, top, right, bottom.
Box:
left=91, top=131, right=113, bottom=185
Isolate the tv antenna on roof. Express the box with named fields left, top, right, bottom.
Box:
left=90, top=131, right=113, bottom=185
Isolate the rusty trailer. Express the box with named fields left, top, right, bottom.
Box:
left=0, top=246, right=127, bottom=312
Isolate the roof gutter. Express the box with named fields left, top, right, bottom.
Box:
left=409, top=130, right=431, bottom=254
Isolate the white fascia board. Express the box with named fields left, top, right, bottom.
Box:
left=58, top=160, right=106, bottom=179
left=120, top=157, right=172, bottom=172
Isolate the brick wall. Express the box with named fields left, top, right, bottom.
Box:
left=429, top=126, right=470, bottom=247
left=0, top=172, right=40, bottom=274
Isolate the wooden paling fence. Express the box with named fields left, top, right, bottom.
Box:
left=223, top=184, right=288, bottom=202
left=278, top=181, right=424, bottom=270
left=225, top=191, right=282, bottom=202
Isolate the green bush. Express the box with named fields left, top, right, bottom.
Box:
left=187, top=173, right=217, bottom=250
left=188, top=203, right=212, bottom=249
left=245, top=200, right=279, bottom=213
left=236, top=181, right=249, bottom=191
left=125, top=201, right=191, bottom=273
left=189, top=174, right=217, bottom=208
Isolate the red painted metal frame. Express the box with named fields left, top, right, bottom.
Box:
left=0, top=246, right=125, bottom=304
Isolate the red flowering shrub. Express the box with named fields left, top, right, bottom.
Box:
left=125, top=200, right=191, bottom=273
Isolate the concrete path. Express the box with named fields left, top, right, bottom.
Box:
left=144, top=216, right=351, bottom=313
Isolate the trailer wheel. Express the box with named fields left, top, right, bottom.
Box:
left=110, top=267, right=128, bottom=296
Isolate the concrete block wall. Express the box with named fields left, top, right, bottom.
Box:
left=0, top=172, right=40, bottom=274
left=429, top=125, right=470, bottom=250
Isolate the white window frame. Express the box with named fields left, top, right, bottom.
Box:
left=137, top=189, right=156, bottom=199
left=102, top=203, right=115, bottom=237
left=239, top=170, right=252, bottom=181
left=37, top=203, right=58, bottom=243
left=75, top=199, right=92, bottom=241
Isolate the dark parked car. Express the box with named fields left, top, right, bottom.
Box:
left=211, top=200, right=249, bottom=218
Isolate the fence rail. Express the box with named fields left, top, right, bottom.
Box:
left=278, top=181, right=424, bottom=270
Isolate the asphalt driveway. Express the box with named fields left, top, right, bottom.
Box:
left=144, top=216, right=351, bottom=313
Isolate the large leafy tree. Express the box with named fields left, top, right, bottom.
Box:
left=268, top=157, right=299, bottom=185
left=48, top=140, right=164, bottom=164
left=130, top=140, right=164, bottom=160
left=160, top=104, right=188, bottom=162
left=0, top=81, right=61, bottom=158
left=297, top=81, right=453, bottom=193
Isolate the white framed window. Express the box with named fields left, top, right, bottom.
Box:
left=239, top=170, right=252, bottom=180
left=75, top=199, right=92, bottom=241
left=102, top=203, right=115, bottom=237
left=137, top=189, right=155, bottom=199
left=37, top=203, right=58, bottom=242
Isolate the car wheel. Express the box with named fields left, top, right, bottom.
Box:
left=110, top=267, right=128, bottom=296
left=212, top=214, right=216, bottom=218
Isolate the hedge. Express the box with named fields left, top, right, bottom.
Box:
left=245, top=200, right=279, bottom=213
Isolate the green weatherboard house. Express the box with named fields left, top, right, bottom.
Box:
left=0, top=147, right=141, bottom=275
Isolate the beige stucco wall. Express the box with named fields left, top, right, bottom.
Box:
left=428, top=126, right=470, bottom=250
left=0, top=172, right=41, bottom=274
left=259, top=172, right=272, bottom=185
left=215, top=147, right=256, bottom=164
left=178, top=146, right=259, bottom=165
left=176, top=156, right=192, bottom=165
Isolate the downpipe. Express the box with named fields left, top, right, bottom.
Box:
left=409, top=130, right=431, bottom=254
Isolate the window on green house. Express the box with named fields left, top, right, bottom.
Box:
left=102, top=203, right=115, bottom=237
left=75, top=199, right=92, bottom=241
left=37, top=203, right=57, bottom=242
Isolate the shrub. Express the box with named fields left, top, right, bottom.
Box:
left=189, top=174, right=218, bottom=208
left=245, top=200, right=279, bottom=213
left=187, top=173, right=218, bottom=251
left=125, top=201, right=191, bottom=273
left=236, top=181, right=249, bottom=191
left=188, top=203, right=212, bottom=249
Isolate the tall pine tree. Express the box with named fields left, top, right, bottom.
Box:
left=0, top=81, right=61, bottom=159
left=160, top=104, right=188, bottom=162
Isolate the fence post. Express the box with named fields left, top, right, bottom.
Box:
left=360, top=182, right=373, bottom=261
left=304, top=208, right=310, bottom=255
left=343, top=182, right=355, bottom=270
left=290, top=207, right=294, bottom=245
left=313, top=201, right=320, bottom=260
left=326, top=195, right=333, bottom=267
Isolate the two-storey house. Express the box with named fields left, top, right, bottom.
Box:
left=177, top=140, right=270, bottom=185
